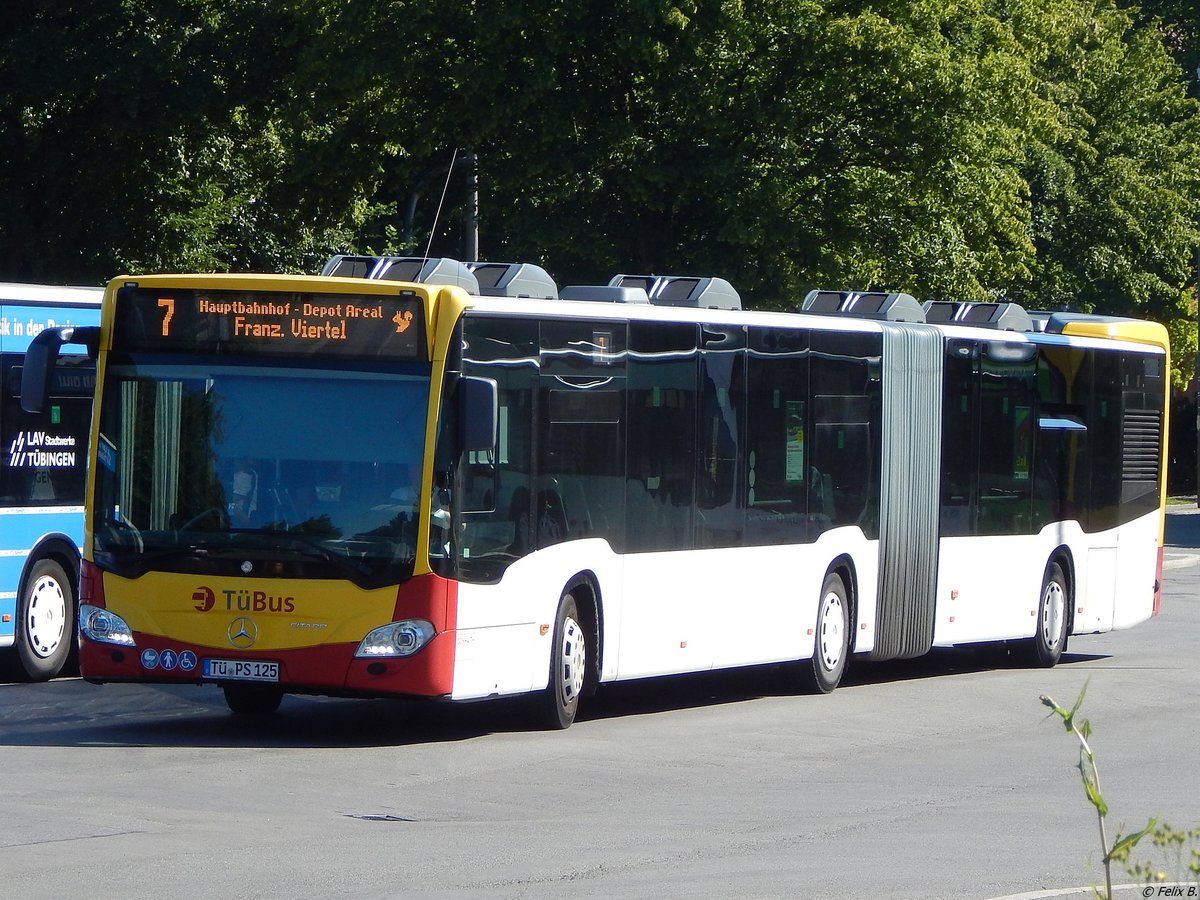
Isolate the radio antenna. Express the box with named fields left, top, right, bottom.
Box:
left=423, top=148, right=459, bottom=263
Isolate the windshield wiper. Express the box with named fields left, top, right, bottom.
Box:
left=146, top=545, right=211, bottom=563
left=92, top=539, right=213, bottom=579
left=97, top=530, right=377, bottom=581
left=99, top=541, right=211, bottom=566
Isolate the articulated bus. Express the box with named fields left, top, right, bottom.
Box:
left=2, top=283, right=101, bottom=679
left=22, top=263, right=1168, bottom=725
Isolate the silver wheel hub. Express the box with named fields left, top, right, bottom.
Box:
left=1041, top=581, right=1065, bottom=650
left=560, top=616, right=586, bottom=703
left=27, top=574, right=67, bottom=659
left=818, top=591, right=845, bottom=671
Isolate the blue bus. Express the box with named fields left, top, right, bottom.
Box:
left=1, top=283, right=101, bottom=679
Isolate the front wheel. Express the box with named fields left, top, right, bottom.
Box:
left=1025, top=562, right=1069, bottom=668
left=15, top=558, right=75, bottom=681
left=799, top=572, right=849, bottom=694
left=537, top=592, right=587, bottom=729
left=223, top=684, right=283, bottom=715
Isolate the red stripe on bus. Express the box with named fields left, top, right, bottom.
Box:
left=1153, top=546, right=1163, bottom=616
left=79, top=572, right=460, bottom=698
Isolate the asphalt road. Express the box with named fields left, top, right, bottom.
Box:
left=3, top=513, right=1199, bottom=900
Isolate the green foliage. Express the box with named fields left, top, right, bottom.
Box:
left=1040, top=684, right=1192, bottom=899
left=1010, top=0, right=1200, bottom=339
left=1168, top=317, right=1198, bottom=391
left=1126, top=0, right=1200, bottom=74
left=0, top=0, right=1197, bottom=386
left=1122, top=822, right=1200, bottom=885
left=459, top=0, right=1056, bottom=302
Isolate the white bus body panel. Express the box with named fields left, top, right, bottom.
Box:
left=932, top=529, right=1076, bottom=646
left=451, top=506, right=1158, bottom=699
left=1111, top=509, right=1160, bottom=630
left=451, top=539, right=622, bottom=701
left=451, top=530, right=879, bottom=697
left=614, top=526, right=877, bottom=677
left=617, top=549, right=716, bottom=678
left=614, top=540, right=874, bottom=679
left=931, top=508, right=1160, bottom=646
left=1075, top=512, right=1159, bottom=633
left=822, top=528, right=880, bottom=656
left=1081, top=547, right=1118, bottom=633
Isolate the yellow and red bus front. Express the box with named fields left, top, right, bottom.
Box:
left=77, top=563, right=460, bottom=697
left=76, top=274, right=471, bottom=698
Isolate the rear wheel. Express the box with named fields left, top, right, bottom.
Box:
left=537, top=592, right=587, bottom=729
left=800, top=572, right=849, bottom=694
left=222, top=684, right=283, bottom=715
left=1026, top=562, right=1069, bottom=668
left=15, top=558, right=74, bottom=681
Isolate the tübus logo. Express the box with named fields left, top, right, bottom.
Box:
left=193, top=586, right=216, bottom=612
left=192, top=586, right=296, bottom=614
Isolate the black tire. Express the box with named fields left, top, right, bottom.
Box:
left=537, top=591, right=587, bottom=729
left=800, top=572, right=850, bottom=694
left=223, top=684, right=283, bottom=715
left=15, top=558, right=74, bottom=681
left=1026, top=562, right=1069, bottom=668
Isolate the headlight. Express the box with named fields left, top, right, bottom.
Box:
left=355, top=619, right=435, bottom=658
left=80, top=604, right=135, bottom=646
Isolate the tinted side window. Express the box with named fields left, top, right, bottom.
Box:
left=746, top=326, right=809, bottom=545
left=1082, top=348, right=1121, bottom=531
left=977, top=342, right=1036, bottom=535
left=538, top=320, right=627, bottom=550
left=457, top=315, right=539, bottom=582
left=626, top=322, right=698, bottom=553
left=809, top=330, right=881, bottom=536
left=696, top=325, right=746, bottom=548
left=1033, top=345, right=1090, bottom=530
left=940, top=340, right=978, bottom=536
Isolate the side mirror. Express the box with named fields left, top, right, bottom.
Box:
left=21, top=326, right=100, bottom=413
left=457, top=376, right=497, bottom=453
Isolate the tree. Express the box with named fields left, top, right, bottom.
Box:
left=453, top=0, right=1055, bottom=308
left=0, top=1, right=370, bottom=282
left=1128, top=0, right=1200, bottom=73
left=0, top=1, right=229, bottom=281
left=0, top=0, right=1196, bottom=392
left=1003, top=0, right=1200, bottom=386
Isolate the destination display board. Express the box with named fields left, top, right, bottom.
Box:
left=112, top=286, right=427, bottom=360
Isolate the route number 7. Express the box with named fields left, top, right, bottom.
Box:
left=158, top=297, right=175, bottom=337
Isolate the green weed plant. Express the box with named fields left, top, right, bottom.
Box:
left=1041, top=682, right=1199, bottom=898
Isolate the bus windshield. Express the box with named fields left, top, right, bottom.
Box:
left=92, top=354, right=432, bottom=587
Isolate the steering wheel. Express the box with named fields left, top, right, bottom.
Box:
left=178, top=506, right=228, bottom=531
